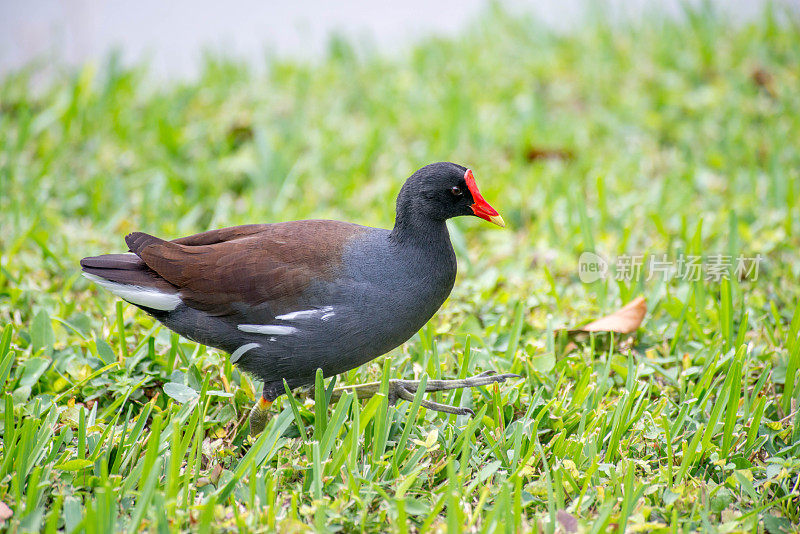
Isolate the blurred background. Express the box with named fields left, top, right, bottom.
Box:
left=2, top=0, right=798, bottom=301
left=1, top=0, right=794, bottom=78
left=2, top=1, right=800, bottom=531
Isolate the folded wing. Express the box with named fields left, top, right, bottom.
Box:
left=82, top=220, right=367, bottom=317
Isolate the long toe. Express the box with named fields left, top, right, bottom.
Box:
left=396, top=371, right=522, bottom=393
left=387, top=380, right=474, bottom=415
left=385, top=370, right=521, bottom=416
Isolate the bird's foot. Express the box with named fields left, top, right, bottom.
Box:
left=331, top=370, right=521, bottom=416
left=249, top=397, right=274, bottom=436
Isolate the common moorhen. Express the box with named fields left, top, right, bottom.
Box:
left=81, top=162, right=517, bottom=433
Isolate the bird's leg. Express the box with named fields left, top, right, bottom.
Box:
left=250, top=371, right=520, bottom=434
left=249, top=396, right=274, bottom=436
left=329, top=370, right=520, bottom=416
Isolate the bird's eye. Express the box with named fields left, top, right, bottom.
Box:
left=450, top=186, right=463, bottom=197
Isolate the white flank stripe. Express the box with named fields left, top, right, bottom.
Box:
left=83, top=273, right=182, bottom=311
left=238, top=324, right=298, bottom=335
left=275, top=306, right=334, bottom=321
left=230, top=342, right=260, bottom=363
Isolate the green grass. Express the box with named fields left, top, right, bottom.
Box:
left=2, top=3, right=800, bottom=532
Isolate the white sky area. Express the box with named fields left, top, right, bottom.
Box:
left=0, top=0, right=796, bottom=78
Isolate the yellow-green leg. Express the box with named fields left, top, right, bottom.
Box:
left=249, top=397, right=273, bottom=436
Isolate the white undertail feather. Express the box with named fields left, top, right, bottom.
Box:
left=230, top=342, right=260, bottom=363
left=82, top=273, right=182, bottom=311
left=238, top=324, right=298, bottom=335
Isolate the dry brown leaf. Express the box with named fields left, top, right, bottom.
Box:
left=575, top=296, right=647, bottom=334
left=209, top=462, right=223, bottom=485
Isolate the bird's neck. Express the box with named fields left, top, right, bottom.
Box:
left=389, top=208, right=450, bottom=250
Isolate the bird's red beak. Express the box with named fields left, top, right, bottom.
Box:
left=464, top=169, right=505, bottom=227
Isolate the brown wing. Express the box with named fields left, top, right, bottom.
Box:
left=170, top=224, right=270, bottom=246
left=125, top=220, right=368, bottom=316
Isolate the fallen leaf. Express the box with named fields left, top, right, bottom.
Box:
left=210, top=463, right=223, bottom=485
left=574, top=296, right=647, bottom=334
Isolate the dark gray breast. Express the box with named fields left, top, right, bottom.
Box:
left=227, top=226, right=457, bottom=384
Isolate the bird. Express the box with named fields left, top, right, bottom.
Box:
left=81, top=162, right=518, bottom=434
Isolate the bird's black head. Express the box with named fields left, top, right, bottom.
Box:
left=396, top=162, right=505, bottom=227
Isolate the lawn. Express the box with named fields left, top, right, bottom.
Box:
left=1, top=3, right=799, bottom=532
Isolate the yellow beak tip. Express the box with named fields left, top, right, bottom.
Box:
left=489, top=214, right=506, bottom=228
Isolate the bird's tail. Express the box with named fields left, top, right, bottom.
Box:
left=80, top=253, right=182, bottom=311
